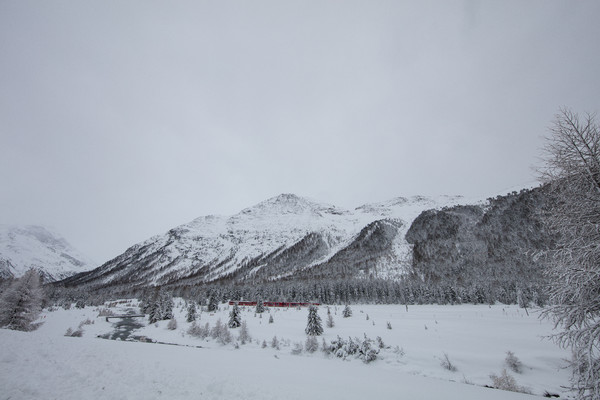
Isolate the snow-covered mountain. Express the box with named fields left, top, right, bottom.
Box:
left=62, top=193, right=466, bottom=288
left=0, top=225, right=95, bottom=282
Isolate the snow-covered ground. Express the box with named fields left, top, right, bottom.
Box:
left=0, top=301, right=572, bottom=399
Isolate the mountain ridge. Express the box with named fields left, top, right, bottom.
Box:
left=60, top=193, right=468, bottom=289
left=0, top=225, right=95, bottom=281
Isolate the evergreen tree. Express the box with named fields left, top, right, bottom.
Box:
left=186, top=302, right=197, bottom=322
left=255, top=300, right=265, bottom=314
left=0, top=269, right=43, bottom=331
left=268, top=314, right=274, bottom=323
left=238, top=320, right=251, bottom=344
left=343, top=304, right=352, bottom=318
left=207, top=295, right=218, bottom=312
left=305, top=305, right=323, bottom=336
left=228, top=303, right=241, bottom=328
left=159, top=291, right=174, bottom=320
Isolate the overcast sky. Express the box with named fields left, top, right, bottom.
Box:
left=1, top=1, right=599, bottom=264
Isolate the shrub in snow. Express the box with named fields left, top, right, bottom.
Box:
left=188, top=322, right=211, bottom=339
left=440, top=353, right=457, bottom=372
left=268, top=314, right=274, bottom=323
left=261, top=340, right=267, bottom=349
left=291, top=342, right=303, bottom=355
left=305, top=336, right=319, bottom=353
left=376, top=336, right=385, bottom=349
left=505, top=351, right=523, bottom=373
left=65, top=327, right=83, bottom=337
left=75, top=299, right=85, bottom=309
left=326, top=313, right=335, bottom=328
left=305, top=305, right=323, bottom=336
left=343, top=305, right=352, bottom=318
left=393, top=346, right=405, bottom=357
left=490, top=369, right=531, bottom=394
left=228, top=304, right=241, bottom=328
left=167, top=318, right=177, bottom=330
left=210, top=319, right=232, bottom=344
left=271, top=336, right=280, bottom=350
left=327, top=335, right=379, bottom=363
left=186, top=302, right=197, bottom=322
left=238, top=321, right=251, bottom=344
left=387, top=321, right=392, bottom=330
left=64, top=327, right=73, bottom=336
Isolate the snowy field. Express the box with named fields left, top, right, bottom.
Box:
left=0, top=301, right=572, bottom=399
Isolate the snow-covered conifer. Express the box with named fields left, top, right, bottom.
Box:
left=186, top=302, right=197, bottom=322
left=0, top=269, right=43, bottom=331
left=343, top=305, right=352, bottom=318
left=228, top=303, right=241, bottom=328
left=238, top=320, right=251, bottom=344
left=255, top=300, right=265, bottom=314
left=305, top=305, right=323, bottom=336
left=268, top=314, right=274, bottom=323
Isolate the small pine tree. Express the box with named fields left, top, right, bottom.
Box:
left=207, top=295, right=218, bottom=312
left=255, top=300, right=265, bottom=314
left=271, top=335, right=280, bottom=349
left=305, top=336, right=319, bottom=353
left=186, top=302, right=197, bottom=323
left=343, top=305, right=352, bottom=318
left=238, top=320, right=251, bottom=344
left=268, top=314, right=274, bottom=323
left=159, top=291, right=174, bottom=320
left=326, top=313, right=335, bottom=328
left=305, top=305, right=323, bottom=336
left=228, top=303, right=241, bottom=328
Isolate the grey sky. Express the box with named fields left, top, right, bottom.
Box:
left=1, top=1, right=599, bottom=264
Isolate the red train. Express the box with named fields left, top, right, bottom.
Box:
left=228, top=301, right=320, bottom=307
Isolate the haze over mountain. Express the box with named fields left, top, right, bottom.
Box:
left=0, top=225, right=95, bottom=281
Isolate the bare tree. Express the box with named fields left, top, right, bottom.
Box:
left=539, top=108, right=600, bottom=400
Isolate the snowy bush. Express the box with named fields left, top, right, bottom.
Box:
left=167, top=318, right=177, bottom=330
left=490, top=369, right=531, bottom=394
left=376, top=336, right=385, bottom=349
left=271, top=336, right=280, bottom=350
left=440, top=353, right=457, bottom=372
left=291, top=342, right=303, bottom=355
left=387, top=321, right=392, bottom=330
left=327, top=335, right=379, bottom=363
left=65, top=327, right=83, bottom=337
left=305, top=336, right=319, bottom=353
left=188, top=322, right=210, bottom=339
left=268, top=314, right=274, bottom=323
left=238, top=321, right=251, bottom=344
left=505, top=351, right=523, bottom=373
left=210, top=319, right=232, bottom=345
left=261, top=340, right=267, bottom=348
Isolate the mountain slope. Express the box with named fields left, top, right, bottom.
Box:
left=61, top=194, right=465, bottom=289
left=0, top=225, right=95, bottom=282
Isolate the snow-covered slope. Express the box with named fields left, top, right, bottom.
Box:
left=0, top=225, right=95, bottom=281
left=63, top=194, right=467, bottom=288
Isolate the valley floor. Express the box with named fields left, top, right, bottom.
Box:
left=0, top=302, right=572, bottom=399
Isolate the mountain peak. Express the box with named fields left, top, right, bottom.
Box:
left=239, top=193, right=347, bottom=217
